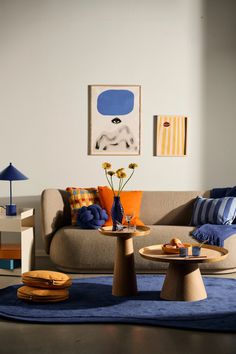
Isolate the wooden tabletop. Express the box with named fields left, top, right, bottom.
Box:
left=98, top=225, right=150, bottom=238
left=139, top=244, right=228, bottom=264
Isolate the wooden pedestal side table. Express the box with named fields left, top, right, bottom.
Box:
left=0, top=208, right=35, bottom=276
left=139, top=244, right=228, bottom=302
left=98, top=226, right=150, bottom=297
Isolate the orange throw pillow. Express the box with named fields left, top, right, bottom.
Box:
left=98, top=186, right=144, bottom=227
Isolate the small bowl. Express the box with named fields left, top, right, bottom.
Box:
left=162, top=243, right=191, bottom=254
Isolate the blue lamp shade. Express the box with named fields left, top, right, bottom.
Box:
left=0, top=163, right=28, bottom=216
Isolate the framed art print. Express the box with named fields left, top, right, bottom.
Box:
left=155, top=115, right=188, bottom=156
left=89, top=85, right=141, bottom=155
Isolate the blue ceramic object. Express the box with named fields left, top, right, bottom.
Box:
left=111, top=196, right=124, bottom=231
left=6, top=204, right=17, bottom=216
left=179, top=247, right=188, bottom=257
left=192, top=246, right=201, bottom=256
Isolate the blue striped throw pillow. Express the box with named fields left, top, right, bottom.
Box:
left=192, top=196, right=236, bottom=226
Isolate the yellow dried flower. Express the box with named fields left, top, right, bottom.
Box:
left=129, top=163, right=138, bottom=169
left=116, top=168, right=124, bottom=173
left=116, top=170, right=122, bottom=178
left=102, top=162, right=111, bottom=170
left=117, top=171, right=127, bottom=179
left=102, top=162, right=139, bottom=197
left=120, top=172, right=127, bottom=178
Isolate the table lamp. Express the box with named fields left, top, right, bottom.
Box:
left=0, top=162, right=28, bottom=216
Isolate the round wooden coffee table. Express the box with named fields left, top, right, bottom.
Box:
left=98, top=226, right=150, bottom=296
left=139, top=244, right=228, bottom=301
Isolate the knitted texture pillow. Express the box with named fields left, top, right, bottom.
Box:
left=76, top=204, right=108, bottom=229
left=66, top=187, right=100, bottom=225
left=98, top=186, right=144, bottom=227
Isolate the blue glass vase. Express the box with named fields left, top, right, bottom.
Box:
left=111, top=196, right=124, bottom=231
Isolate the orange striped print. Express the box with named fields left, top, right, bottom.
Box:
left=156, top=116, right=187, bottom=156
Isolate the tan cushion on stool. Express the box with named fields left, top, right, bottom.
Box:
left=22, top=270, right=72, bottom=289
left=17, top=286, right=69, bottom=302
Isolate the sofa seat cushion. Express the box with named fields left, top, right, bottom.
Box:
left=50, top=227, right=116, bottom=272
left=49, top=225, right=236, bottom=274
left=50, top=225, right=195, bottom=272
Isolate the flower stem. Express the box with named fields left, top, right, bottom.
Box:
left=120, top=170, right=135, bottom=192
left=110, top=175, right=115, bottom=195
left=105, top=170, right=115, bottom=196
left=118, top=178, right=123, bottom=197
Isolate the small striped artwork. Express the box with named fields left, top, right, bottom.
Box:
left=155, top=115, right=187, bottom=156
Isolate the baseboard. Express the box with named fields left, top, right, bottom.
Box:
left=35, top=249, right=48, bottom=257
left=35, top=249, right=56, bottom=270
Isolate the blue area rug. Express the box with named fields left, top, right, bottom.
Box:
left=0, top=275, right=236, bottom=332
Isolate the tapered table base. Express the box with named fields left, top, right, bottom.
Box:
left=98, top=226, right=150, bottom=297
left=139, top=244, right=228, bottom=302
left=112, top=236, right=137, bottom=296
left=160, top=263, right=207, bottom=301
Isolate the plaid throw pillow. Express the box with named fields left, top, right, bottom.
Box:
left=192, top=196, right=236, bottom=226
left=66, top=187, right=100, bottom=225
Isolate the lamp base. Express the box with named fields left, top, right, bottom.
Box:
left=6, top=204, right=17, bottom=216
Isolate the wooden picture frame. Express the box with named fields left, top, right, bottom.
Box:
left=155, top=115, right=188, bottom=156
left=88, top=85, right=141, bottom=155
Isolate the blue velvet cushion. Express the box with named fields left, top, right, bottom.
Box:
left=226, top=186, right=236, bottom=197
left=76, top=204, right=108, bottom=229
left=192, top=196, right=236, bottom=226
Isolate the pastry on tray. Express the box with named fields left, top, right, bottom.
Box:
left=162, top=238, right=191, bottom=254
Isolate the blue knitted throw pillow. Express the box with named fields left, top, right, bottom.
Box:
left=76, top=204, right=108, bottom=229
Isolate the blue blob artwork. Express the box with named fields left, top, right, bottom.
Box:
left=97, top=90, right=134, bottom=116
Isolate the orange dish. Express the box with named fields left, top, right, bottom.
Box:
left=162, top=243, right=192, bottom=254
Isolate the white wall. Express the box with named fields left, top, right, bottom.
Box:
left=0, top=0, right=235, bottom=252
left=202, top=0, right=236, bottom=186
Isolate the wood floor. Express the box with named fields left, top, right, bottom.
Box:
left=0, top=259, right=236, bottom=354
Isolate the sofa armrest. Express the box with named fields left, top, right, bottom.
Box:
left=41, top=189, right=71, bottom=254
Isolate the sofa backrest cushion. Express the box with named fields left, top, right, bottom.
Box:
left=140, top=191, right=209, bottom=226
left=41, top=189, right=210, bottom=254
left=41, top=189, right=71, bottom=254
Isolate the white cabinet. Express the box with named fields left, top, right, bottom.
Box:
left=0, top=208, right=35, bottom=275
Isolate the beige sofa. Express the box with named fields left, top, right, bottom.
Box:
left=41, top=189, right=236, bottom=274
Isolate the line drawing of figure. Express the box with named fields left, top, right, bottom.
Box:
left=95, top=125, right=138, bottom=152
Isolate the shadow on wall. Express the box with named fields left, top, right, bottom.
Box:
left=203, top=0, right=236, bottom=187
left=0, top=195, right=43, bottom=253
